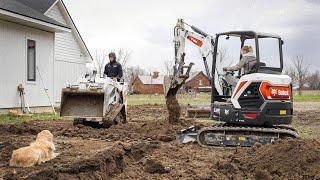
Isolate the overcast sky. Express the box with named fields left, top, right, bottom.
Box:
left=64, top=0, right=320, bottom=73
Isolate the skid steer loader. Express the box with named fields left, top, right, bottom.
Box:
left=166, top=19, right=299, bottom=147
left=60, top=64, right=127, bottom=128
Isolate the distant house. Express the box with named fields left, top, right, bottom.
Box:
left=0, top=0, right=92, bottom=112
left=184, top=71, right=211, bottom=92
left=132, top=72, right=164, bottom=94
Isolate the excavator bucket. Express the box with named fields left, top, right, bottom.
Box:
left=60, top=89, right=104, bottom=118
left=60, top=85, right=127, bottom=128
left=164, top=62, right=194, bottom=98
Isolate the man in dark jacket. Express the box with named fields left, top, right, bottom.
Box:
left=104, top=52, right=123, bottom=81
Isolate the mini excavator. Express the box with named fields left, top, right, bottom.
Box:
left=165, top=19, right=299, bottom=147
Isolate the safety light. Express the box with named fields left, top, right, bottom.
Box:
left=259, top=82, right=291, bottom=100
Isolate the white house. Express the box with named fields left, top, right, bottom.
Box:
left=0, top=0, right=92, bottom=113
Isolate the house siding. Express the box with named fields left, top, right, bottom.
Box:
left=45, top=3, right=90, bottom=103
left=0, top=19, right=54, bottom=108
left=45, top=3, right=68, bottom=25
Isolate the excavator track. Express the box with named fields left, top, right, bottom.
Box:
left=197, top=125, right=299, bottom=147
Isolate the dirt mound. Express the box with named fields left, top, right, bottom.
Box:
left=295, top=110, right=320, bottom=125
left=3, top=141, right=154, bottom=180
left=166, top=96, right=181, bottom=124
left=0, top=142, right=18, bottom=167
left=0, top=120, right=70, bottom=136
left=227, top=139, right=320, bottom=179
left=144, top=159, right=168, bottom=174
left=0, top=123, right=38, bottom=135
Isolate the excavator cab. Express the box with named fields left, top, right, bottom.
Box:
left=212, top=31, right=284, bottom=98
left=210, top=31, right=292, bottom=127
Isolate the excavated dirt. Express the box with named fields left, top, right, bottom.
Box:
left=295, top=110, right=320, bottom=125
left=0, top=105, right=320, bottom=179
left=224, top=139, right=320, bottom=179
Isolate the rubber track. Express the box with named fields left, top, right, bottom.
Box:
left=197, top=125, right=299, bottom=147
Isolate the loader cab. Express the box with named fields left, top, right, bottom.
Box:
left=211, top=31, right=284, bottom=100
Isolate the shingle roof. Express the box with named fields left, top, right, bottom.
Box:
left=15, top=0, right=56, bottom=14
left=0, top=0, right=69, bottom=28
left=186, top=71, right=202, bottom=83
left=138, top=75, right=165, bottom=85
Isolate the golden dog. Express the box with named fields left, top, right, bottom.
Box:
left=9, top=130, right=59, bottom=167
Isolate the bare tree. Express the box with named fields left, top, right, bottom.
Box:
left=94, top=49, right=108, bottom=77
left=285, top=56, right=310, bottom=95
left=306, top=71, right=320, bottom=90
left=216, top=48, right=233, bottom=71
left=125, top=66, right=147, bottom=91
left=164, top=60, right=174, bottom=76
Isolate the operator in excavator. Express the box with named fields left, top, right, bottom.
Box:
left=222, top=45, right=257, bottom=74
left=104, top=52, right=123, bottom=81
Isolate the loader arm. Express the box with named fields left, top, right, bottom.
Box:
left=165, top=19, right=215, bottom=98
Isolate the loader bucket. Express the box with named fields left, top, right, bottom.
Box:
left=60, top=88, right=104, bottom=117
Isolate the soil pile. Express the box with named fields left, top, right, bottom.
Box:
left=227, top=139, right=320, bottom=179
left=3, top=141, right=154, bottom=180
left=295, top=110, right=320, bottom=125
left=144, top=159, right=168, bottom=174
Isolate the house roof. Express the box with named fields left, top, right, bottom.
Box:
left=0, top=0, right=69, bottom=29
left=186, top=71, right=208, bottom=83
left=15, top=0, right=56, bottom=14
left=138, top=75, right=165, bottom=85
left=0, top=0, right=92, bottom=60
left=59, top=0, right=93, bottom=61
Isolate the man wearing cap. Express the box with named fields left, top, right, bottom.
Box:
left=104, top=52, right=123, bottom=81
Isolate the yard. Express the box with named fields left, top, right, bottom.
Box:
left=0, top=91, right=320, bottom=179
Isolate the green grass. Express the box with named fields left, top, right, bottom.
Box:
left=293, top=94, right=320, bottom=102
left=1, top=90, right=319, bottom=124
left=0, top=112, right=59, bottom=124
left=128, top=93, right=211, bottom=106
left=128, top=91, right=320, bottom=105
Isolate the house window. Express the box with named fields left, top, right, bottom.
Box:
left=27, top=39, right=36, bottom=81
left=199, top=79, right=203, bottom=86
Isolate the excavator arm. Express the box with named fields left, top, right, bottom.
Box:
left=165, top=19, right=215, bottom=98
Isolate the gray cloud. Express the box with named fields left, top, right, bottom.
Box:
left=64, top=0, right=320, bottom=72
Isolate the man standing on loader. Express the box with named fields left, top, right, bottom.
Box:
left=104, top=52, right=123, bottom=81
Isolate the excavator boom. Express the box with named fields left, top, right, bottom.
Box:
left=165, top=19, right=214, bottom=98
